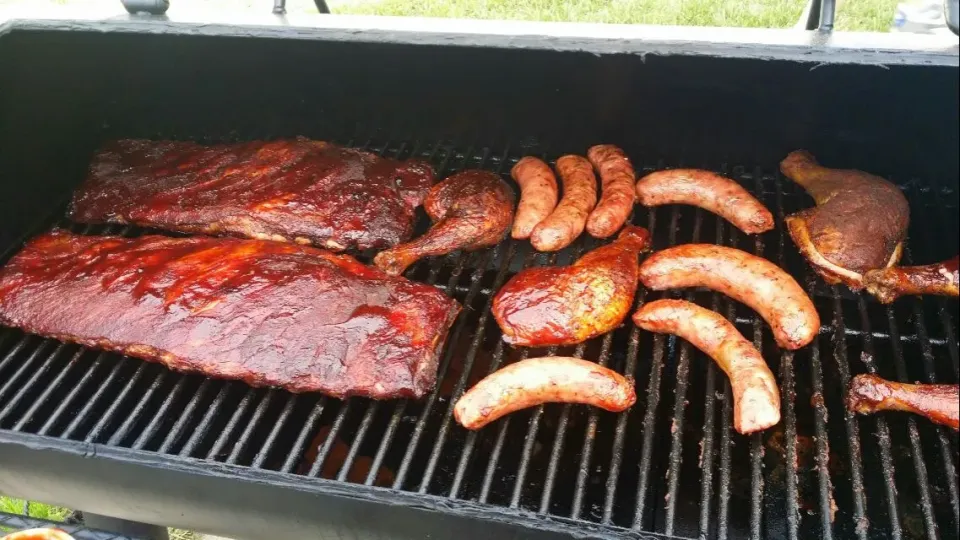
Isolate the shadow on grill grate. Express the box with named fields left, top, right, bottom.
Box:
left=0, top=135, right=957, bottom=540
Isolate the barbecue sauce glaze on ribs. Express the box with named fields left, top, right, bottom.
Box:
left=69, top=139, right=435, bottom=251
left=0, top=231, right=460, bottom=399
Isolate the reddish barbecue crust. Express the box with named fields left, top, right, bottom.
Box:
left=69, top=138, right=435, bottom=251
left=0, top=231, right=460, bottom=399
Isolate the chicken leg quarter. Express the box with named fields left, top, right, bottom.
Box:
left=374, top=170, right=514, bottom=276
left=780, top=150, right=909, bottom=289
left=492, top=225, right=651, bottom=346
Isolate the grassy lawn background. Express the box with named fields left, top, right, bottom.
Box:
left=333, top=0, right=901, bottom=31
left=0, top=0, right=903, bottom=32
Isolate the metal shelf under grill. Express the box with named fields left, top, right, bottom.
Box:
left=1, top=136, right=958, bottom=540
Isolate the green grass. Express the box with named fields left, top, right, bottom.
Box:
left=835, top=0, right=900, bottom=31
left=335, top=0, right=805, bottom=28
left=334, top=0, right=900, bottom=31
left=0, top=496, right=199, bottom=539
left=0, top=0, right=903, bottom=32
left=0, top=497, right=70, bottom=522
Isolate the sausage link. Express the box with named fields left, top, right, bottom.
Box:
left=635, top=169, right=774, bottom=234
left=510, top=157, right=559, bottom=239
left=638, top=245, right=820, bottom=350
left=453, top=356, right=636, bottom=430
left=586, top=145, right=636, bottom=238
left=530, top=155, right=598, bottom=252
left=633, top=299, right=781, bottom=434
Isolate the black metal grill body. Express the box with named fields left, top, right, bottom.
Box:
left=0, top=14, right=958, bottom=540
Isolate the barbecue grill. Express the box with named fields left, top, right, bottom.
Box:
left=1, top=7, right=958, bottom=540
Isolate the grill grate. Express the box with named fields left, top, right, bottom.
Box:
left=1, top=135, right=958, bottom=539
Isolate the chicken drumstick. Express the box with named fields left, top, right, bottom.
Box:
left=374, top=170, right=514, bottom=276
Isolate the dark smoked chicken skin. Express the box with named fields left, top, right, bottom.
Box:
left=69, top=139, right=435, bottom=251
left=780, top=150, right=909, bottom=288
left=847, top=374, right=959, bottom=430
left=374, top=170, right=515, bottom=276
left=492, top=225, right=651, bottom=346
left=0, top=231, right=460, bottom=399
left=863, top=255, right=959, bottom=303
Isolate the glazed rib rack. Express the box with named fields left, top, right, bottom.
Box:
left=1, top=135, right=957, bottom=540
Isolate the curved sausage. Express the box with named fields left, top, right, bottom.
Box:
left=530, top=155, right=598, bottom=252
left=510, top=157, right=559, bottom=239
left=586, top=145, right=637, bottom=238
left=633, top=299, right=781, bottom=434
left=638, top=245, right=820, bottom=350
left=635, top=169, right=774, bottom=235
left=453, top=356, right=636, bottom=430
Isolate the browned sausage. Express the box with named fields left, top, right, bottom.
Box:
left=530, top=155, right=598, bottom=252
left=639, top=245, right=820, bottom=350
left=510, top=157, right=559, bottom=240
left=586, top=145, right=637, bottom=238
left=453, top=356, right=636, bottom=430
left=633, top=299, right=781, bottom=434
left=635, top=169, right=774, bottom=235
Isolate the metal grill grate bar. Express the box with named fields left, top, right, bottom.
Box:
left=884, top=307, right=939, bottom=539
left=807, top=323, right=835, bottom=540
left=570, top=331, right=614, bottom=518
left=419, top=242, right=514, bottom=491
left=600, top=206, right=657, bottom=524
left=716, top=303, right=736, bottom=540
left=630, top=203, right=671, bottom=529
left=828, top=291, right=869, bottom=540
left=389, top=232, right=485, bottom=488
left=281, top=397, right=328, bottom=475
left=537, top=237, right=594, bottom=513
left=362, top=252, right=454, bottom=485
left=132, top=376, right=190, bottom=450
left=227, top=389, right=278, bottom=464
left=417, top=151, right=514, bottom=495
left=539, top=339, right=589, bottom=513
left=904, top=258, right=960, bottom=535
left=107, top=370, right=169, bottom=446
left=205, top=388, right=257, bottom=460
left=252, top=393, right=298, bottom=469
left=663, top=206, right=704, bottom=536
left=35, top=351, right=110, bottom=436
left=855, top=297, right=903, bottom=539
left=0, top=342, right=71, bottom=426
left=0, top=341, right=61, bottom=421
left=767, top=171, right=801, bottom=540
left=695, top=214, right=728, bottom=539
left=509, top=336, right=559, bottom=508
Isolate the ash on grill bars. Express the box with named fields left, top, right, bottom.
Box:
left=1, top=137, right=957, bottom=539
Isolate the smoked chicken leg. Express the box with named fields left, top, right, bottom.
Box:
left=863, top=255, right=959, bottom=303
left=847, top=374, right=959, bottom=430
left=780, top=151, right=909, bottom=289
left=374, top=170, right=515, bottom=276
left=492, top=225, right=651, bottom=346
